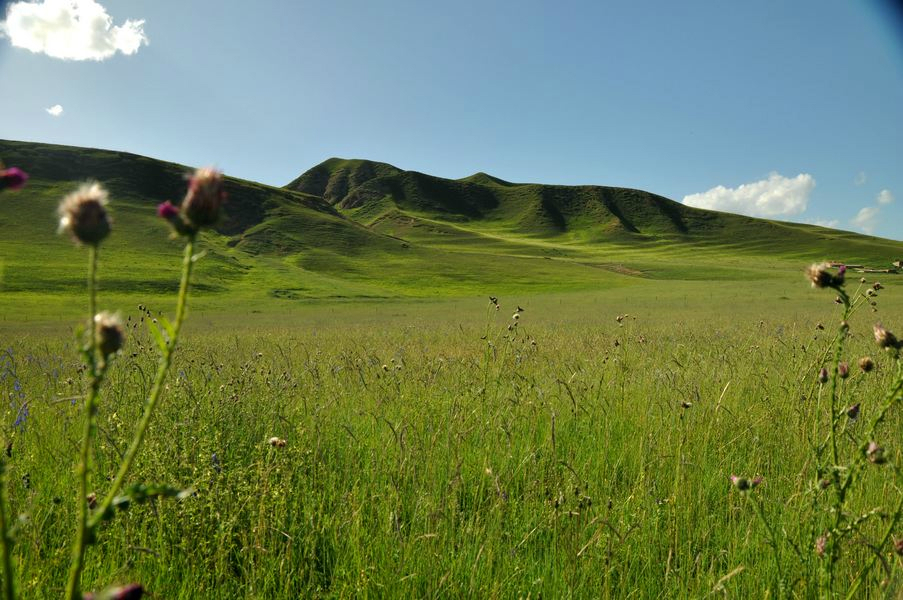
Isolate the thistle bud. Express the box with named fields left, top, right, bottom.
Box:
left=0, top=166, right=28, bottom=191
left=58, top=182, right=111, bottom=246
left=837, top=362, right=849, bottom=379
left=845, top=403, right=860, bottom=420
left=858, top=356, right=875, bottom=373
left=815, top=534, right=828, bottom=557
left=182, top=168, right=226, bottom=229
left=730, top=474, right=763, bottom=492
left=94, top=312, right=125, bottom=357
left=817, top=367, right=829, bottom=384
left=894, top=537, right=903, bottom=557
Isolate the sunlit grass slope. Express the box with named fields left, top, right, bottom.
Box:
left=2, top=140, right=901, bottom=322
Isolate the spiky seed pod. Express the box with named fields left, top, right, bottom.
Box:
left=58, top=182, right=111, bottom=246
left=94, top=312, right=125, bottom=357
left=182, top=167, right=226, bottom=229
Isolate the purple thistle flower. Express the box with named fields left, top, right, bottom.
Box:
left=0, top=167, right=28, bottom=191
left=157, top=200, right=179, bottom=219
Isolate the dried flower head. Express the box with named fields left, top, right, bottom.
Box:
left=0, top=166, right=29, bottom=191
left=866, top=441, right=886, bottom=465
left=874, top=324, right=899, bottom=349
left=94, top=312, right=125, bottom=357
left=58, top=182, right=111, bottom=246
left=806, top=263, right=844, bottom=289
left=268, top=436, right=287, bottom=448
left=858, top=356, right=875, bottom=373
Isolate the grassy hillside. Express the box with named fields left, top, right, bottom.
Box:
left=1, top=140, right=901, bottom=322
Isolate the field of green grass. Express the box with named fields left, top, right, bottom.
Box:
left=1, top=140, right=902, bottom=597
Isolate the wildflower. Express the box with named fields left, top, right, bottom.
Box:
left=838, top=362, right=849, bottom=379
left=158, top=167, right=226, bottom=235
left=894, top=537, right=903, bottom=556
left=874, top=324, right=899, bottom=349
left=858, top=357, right=875, bottom=373
left=815, top=323, right=825, bottom=330
left=268, top=437, right=287, bottom=448
left=817, top=367, right=829, bottom=384
left=866, top=441, right=886, bottom=465
left=0, top=166, right=28, bottom=191
left=872, top=282, right=882, bottom=291
left=845, top=403, right=860, bottom=420
left=86, top=492, right=97, bottom=510
left=83, top=583, right=145, bottom=600
left=680, top=401, right=692, bottom=409
left=512, top=313, right=520, bottom=320
left=815, top=534, right=828, bottom=557
left=95, top=312, right=125, bottom=357
left=818, top=479, right=832, bottom=490
left=58, top=182, right=111, bottom=246
left=729, top=475, right=763, bottom=492
left=806, top=263, right=844, bottom=288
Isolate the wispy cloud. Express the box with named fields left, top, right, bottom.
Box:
left=2, top=0, right=147, bottom=61
left=850, top=189, right=894, bottom=235
left=851, top=206, right=880, bottom=235
left=810, top=218, right=839, bottom=229
left=682, top=172, right=815, bottom=218
left=854, top=171, right=867, bottom=186
left=45, top=104, right=63, bottom=117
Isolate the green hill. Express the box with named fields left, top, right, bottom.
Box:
left=1, top=140, right=901, bottom=319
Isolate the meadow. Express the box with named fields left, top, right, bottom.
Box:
left=2, top=277, right=901, bottom=598
left=1, top=140, right=901, bottom=597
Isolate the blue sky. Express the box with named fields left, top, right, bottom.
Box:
left=1, top=0, right=901, bottom=239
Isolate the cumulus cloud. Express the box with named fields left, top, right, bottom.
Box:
left=877, top=189, right=894, bottom=205
left=45, top=103, right=63, bottom=116
left=682, top=172, right=815, bottom=218
left=851, top=206, right=880, bottom=235
left=2, top=0, right=147, bottom=60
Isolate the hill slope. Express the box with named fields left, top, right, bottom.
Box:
left=1, top=140, right=901, bottom=319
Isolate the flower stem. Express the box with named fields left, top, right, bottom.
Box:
left=0, top=458, right=16, bottom=600
left=88, top=235, right=196, bottom=530
left=65, top=245, right=102, bottom=600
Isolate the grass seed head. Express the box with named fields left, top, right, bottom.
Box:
left=58, top=182, right=111, bottom=246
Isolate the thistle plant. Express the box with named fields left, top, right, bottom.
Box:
left=37, top=169, right=225, bottom=600
left=741, top=263, right=903, bottom=596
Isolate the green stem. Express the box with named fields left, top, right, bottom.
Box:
left=0, top=459, right=16, bottom=600
left=749, top=494, right=785, bottom=592
left=844, top=491, right=903, bottom=600
left=88, top=235, right=196, bottom=530
left=65, top=245, right=102, bottom=600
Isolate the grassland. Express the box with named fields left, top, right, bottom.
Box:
left=1, top=140, right=902, bottom=597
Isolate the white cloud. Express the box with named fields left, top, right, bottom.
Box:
left=45, top=103, right=63, bottom=116
left=854, top=171, right=867, bottom=186
left=682, top=172, right=815, bottom=218
left=810, top=218, right=839, bottom=229
left=2, top=0, right=147, bottom=61
left=876, top=189, right=894, bottom=205
left=851, top=206, right=880, bottom=235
